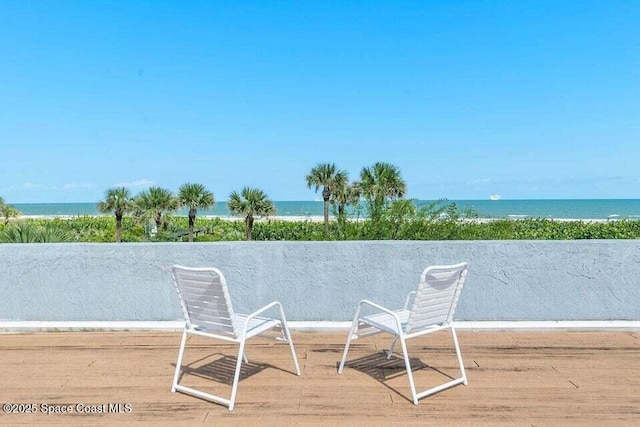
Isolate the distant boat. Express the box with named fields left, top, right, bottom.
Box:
left=489, top=194, right=501, bottom=201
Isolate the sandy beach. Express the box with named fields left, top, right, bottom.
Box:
left=15, top=214, right=326, bottom=222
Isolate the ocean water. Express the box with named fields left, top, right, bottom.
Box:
left=11, top=199, right=640, bottom=220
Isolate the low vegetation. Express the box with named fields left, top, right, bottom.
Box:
left=1, top=214, right=639, bottom=243
left=0, top=197, right=21, bottom=224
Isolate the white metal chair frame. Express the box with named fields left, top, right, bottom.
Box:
left=170, top=265, right=301, bottom=411
left=338, top=262, right=469, bottom=405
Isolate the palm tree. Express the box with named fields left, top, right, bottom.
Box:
left=97, top=187, right=133, bottom=242
left=360, top=162, right=407, bottom=222
left=330, top=178, right=361, bottom=223
left=306, top=163, right=348, bottom=236
left=178, top=183, right=215, bottom=242
left=227, top=187, right=275, bottom=240
left=134, top=186, right=178, bottom=235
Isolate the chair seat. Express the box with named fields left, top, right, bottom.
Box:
left=233, top=314, right=281, bottom=338
left=360, top=309, right=410, bottom=335
left=191, top=315, right=280, bottom=339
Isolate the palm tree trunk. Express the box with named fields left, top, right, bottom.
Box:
left=155, top=211, right=162, bottom=232
left=337, top=203, right=346, bottom=232
left=372, top=196, right=384, bottom=222
left=246, top=215, right=254, bottom=240
left=188, top=208, right=196, bottom=243
left=323, top=186, right=330, bottom=236
left=115, top=214, right=122, bottom=243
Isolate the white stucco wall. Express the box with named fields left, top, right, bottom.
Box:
left=1, top=241, right=638, bottom=321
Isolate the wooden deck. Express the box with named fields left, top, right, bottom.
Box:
left=0, top=330, right=638, bottom=426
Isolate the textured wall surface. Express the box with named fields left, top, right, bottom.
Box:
left=1, top=241, right=638, bottom=321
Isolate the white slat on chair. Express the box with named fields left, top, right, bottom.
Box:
left=406, top=266, right=467, bottom=333
left=172, top=267, right=237, bottom=336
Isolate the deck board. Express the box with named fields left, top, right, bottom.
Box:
left=0, top=331, right=638, bottom=426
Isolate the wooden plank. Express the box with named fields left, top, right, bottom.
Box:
left=0, top=331, right=638, bottom=426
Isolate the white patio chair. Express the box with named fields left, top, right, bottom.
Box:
left=170, top=265, right=301, bottom=411
left=338, top=262, right=469, bottom=404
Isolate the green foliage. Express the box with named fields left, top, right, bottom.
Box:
left=331, top=178, right=361, bottom=236
left=306, top=163, right=349, bottom=236
left=97, top=187, right=134, bottom=242
left=97, top=187, right=134, bottom=217
left=252, top=220, right=326, bottom=241
left=0, top=197, right=21, bottom=224
left=133, top=186, right=178, bottom=233
left=228, top=187, right=276, bottom=240
left=1, top=216, right=639, bottom=243
left=0, top=217, right=146, bottom=242
left=360, top=162, right=406, bottom=222
left=178, top=183, right=215, bottom=211
left=178, top=182, right=215, bottom=242
left=0, top=222, right=72, bottom=243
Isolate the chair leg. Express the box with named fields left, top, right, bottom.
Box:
left=387, top=336, right=398, bottom=360
left=399, top=336, right=419, bottom=405
left=338, top=306, right=361, bottom=374
left=228, top=338, right=247, bottom=412
left=242, top=351, right=248, bottom=364
left=171, top=329, right=188, bottom=393
left=402, top=327, right=467, bottom=403
left=279, top=308, right=301, bottom=376
left=451, top=325, right=468, bottom=385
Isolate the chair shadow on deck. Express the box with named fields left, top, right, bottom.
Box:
left=337, top=351, right=457, bottom=403
left=173, top=353, right=269, bottom=386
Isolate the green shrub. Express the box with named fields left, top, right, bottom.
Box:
left=0, top=222, right=72, bottom=243
left=1, top=216, right=639, bottom=243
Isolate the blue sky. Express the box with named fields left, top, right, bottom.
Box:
left=0, top=1, right=638, bottom=203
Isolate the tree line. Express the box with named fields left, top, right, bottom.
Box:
left=98, top=184, right=273, bottom=242
left=305, top=161, right=408, bottom=238
left=96, top=161, right=410, bottom=242
left=1, top=161, right=468, bottom=243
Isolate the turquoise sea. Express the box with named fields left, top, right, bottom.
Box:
left=11, top=199, right=640, bottom=220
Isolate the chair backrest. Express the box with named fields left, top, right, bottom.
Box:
left=406, top=262, right=468, bottom=333
left=171, top=265, right=238, bottom=337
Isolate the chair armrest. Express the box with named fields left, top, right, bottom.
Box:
left=403, top=291, right=416, bottom=310
left=358, top=300, right=404, bottom=335
left=242, top=301, right=283, bottom=335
